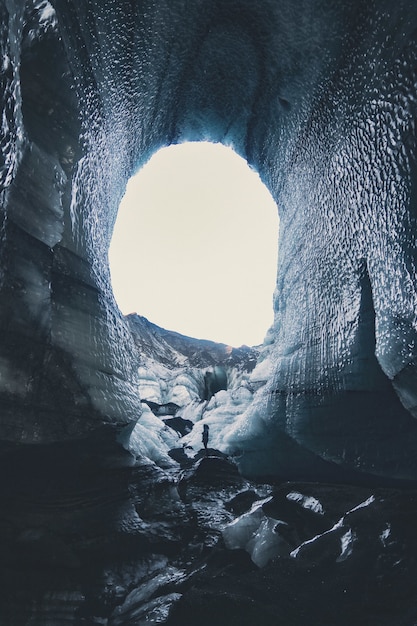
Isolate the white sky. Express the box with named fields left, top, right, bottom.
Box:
left=109, top=142, right=279, bottom=347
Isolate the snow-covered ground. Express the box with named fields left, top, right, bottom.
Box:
left=124, top=314, right=272, bottom=467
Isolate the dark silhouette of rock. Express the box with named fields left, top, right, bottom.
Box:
left=143, top=400, right=180, bottom=417
left=163, top=416, right=194, bottom=436
left=168, top=446, right=195, bottom=468
left=225, top=490, right=260, bottom=515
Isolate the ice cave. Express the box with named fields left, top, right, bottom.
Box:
left=2, top=1, right=417, bottom=624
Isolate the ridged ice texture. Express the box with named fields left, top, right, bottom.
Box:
left=2, top=1, right=417, bottom=479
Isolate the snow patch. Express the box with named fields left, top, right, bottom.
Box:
left=286, top=491, right=325, bottom=515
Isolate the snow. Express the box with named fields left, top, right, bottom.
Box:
left=380, top=524, right=391, bottom=547
left=286, top=492, right=325, bottom=516
left=130, top=332, right=261, bottom=462
left=337, top=529, right=355, bottom=563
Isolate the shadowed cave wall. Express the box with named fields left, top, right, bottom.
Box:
left=2, top=0, right=417, bottom=482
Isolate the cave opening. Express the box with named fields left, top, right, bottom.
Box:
left=109, top=141, right=279, bottom=347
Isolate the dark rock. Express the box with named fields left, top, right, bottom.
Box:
left=2, top=437, right=417, bottom=626
left=179, top=456, right=241, bottom=489
left=168, top=447, right=195, bottom=468
left=141, top=400, right=180, bottom=417
left=193, top=447, right=228, bottom=461
left=142, top=401, right=180, bottom=417
left=163, top=416, right=194, bottom=435
left=166, top=484, right=417, bottom=626
left=261, top=485, right=335, bottom=540
left=225, top=490, right=260, bottom=515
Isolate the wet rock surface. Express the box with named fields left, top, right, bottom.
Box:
left=1, top=443, right=417, bottom=625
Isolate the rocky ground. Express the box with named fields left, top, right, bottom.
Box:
left=1, top=318, right=416, bottom=625
left=1, top=431, right=417, bottom=625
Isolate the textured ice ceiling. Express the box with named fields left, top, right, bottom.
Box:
left=2, top=0, right=417, bottom=482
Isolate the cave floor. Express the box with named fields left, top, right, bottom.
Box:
left=1, top=447, right=417, bottom=625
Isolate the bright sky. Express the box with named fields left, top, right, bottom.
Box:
left=109, top=142, right=278, bottom=347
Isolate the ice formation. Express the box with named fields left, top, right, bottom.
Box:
left=223, top=497, right=289, bottom=567
left=3, top=3, right=417, bottom=622
left=127, top=313, right=260, bottom=461
left=2, top=0, right=417, bottom=485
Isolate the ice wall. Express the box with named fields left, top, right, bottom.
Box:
left=1, top=0, right=417, bottom=481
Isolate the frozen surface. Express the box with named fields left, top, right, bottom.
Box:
left=286, top=492, right=325, bottom=516
left=128, top=315, right=261, bottom=460
left=180, top=388, right=254, bottom=452
left=127, top=406, right=179, bottom=468
left=2, top=1, right=417, bottom=482
left=223, top=497, right=289, bottom=567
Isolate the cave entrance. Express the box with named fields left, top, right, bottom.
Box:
left=109, top=141, right=278, bottom=347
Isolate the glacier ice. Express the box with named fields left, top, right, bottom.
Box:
left=1, top=0, right=417, bottom=483
left=223, top=497, right=290, bottom=567
left=129, top=315, right=260, bottom=460
left=126, top=405, right=180, bottom=468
